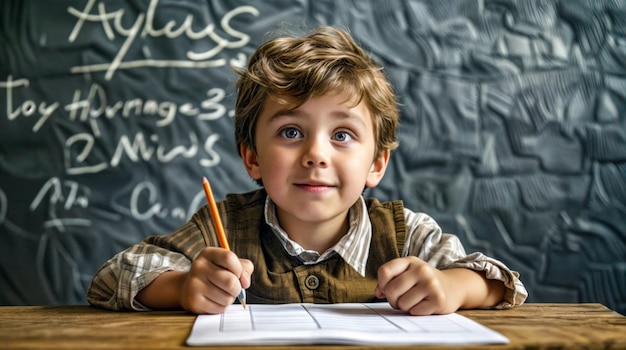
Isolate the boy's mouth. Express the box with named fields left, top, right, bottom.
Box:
left=294, top=181, right=335, bottom=193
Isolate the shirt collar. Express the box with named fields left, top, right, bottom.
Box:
left=264, top=196, right=371, bottom=276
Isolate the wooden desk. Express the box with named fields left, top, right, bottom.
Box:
left=1, top=303, right=624, bottom=349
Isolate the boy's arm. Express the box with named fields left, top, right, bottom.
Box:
left=87, top=215, right=212, bottom=311
left=86, top=245, right=191, bottom=311
left=88, top=205, right=229, bottom=311
left=442, top=268, right=506, bottom=309
left=135, top=270, right=187, bottom=309
left=402, top=209, right=527, bottom=309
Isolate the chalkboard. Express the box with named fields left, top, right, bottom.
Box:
left=0, top=0, right=265, bottom=304
left=1, top=0, right=625, bottom=314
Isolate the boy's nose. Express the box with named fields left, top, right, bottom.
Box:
left=301, top=138, right=329, bottom=168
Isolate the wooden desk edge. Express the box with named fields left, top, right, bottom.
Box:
left=0, top=303, right=624, bottom=350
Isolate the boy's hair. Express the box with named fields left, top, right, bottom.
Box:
left=234, top=25, right=399, bottom=161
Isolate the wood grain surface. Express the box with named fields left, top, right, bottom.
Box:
left=1, top=303, right=625, bottom=349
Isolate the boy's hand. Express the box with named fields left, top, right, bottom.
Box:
left=375, top=256, right=505, bottom=316
left=375, top=256, right=462, bottom=316
left=180, top=247, right=253, bottom=314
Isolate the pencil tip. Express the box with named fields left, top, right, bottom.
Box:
left=239, top=289, right=246, bottom=309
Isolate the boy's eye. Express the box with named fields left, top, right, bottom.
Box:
left=333, top=131, right=352, bottom=142
left=280, top=127, right=302, bottom=139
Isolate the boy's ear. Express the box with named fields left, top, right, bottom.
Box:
left=365, top=149, right=390, bottom=188
left=240, top=144, right=262, bottom=181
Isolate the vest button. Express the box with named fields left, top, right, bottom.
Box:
left=304, top=275, right=320, bottom=290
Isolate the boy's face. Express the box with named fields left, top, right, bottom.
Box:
left=241, top=91, right=389, bottom=231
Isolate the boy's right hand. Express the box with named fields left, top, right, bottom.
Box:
left=180, top=247, right=253, bottom=314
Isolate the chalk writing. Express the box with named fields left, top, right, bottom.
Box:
left=2, top=78, right=231, bottom=133
left=29, top=178, right=91, bottom=232
left=10, top=178, right=203, bottom=232
left=2, top=76, right=228, bottom=175
left=64, top=131, right=220, bottom=175
left=62, top=84, right=230, bottom=135
left=30, top=178, right=89, bottom=212
left=1, top=76, right=60, bottom=133
left=67, top=0, right=259, bottom=79
left=130, top=181, right=206, bottom=221
left=1, top=2, right=255, bottom=242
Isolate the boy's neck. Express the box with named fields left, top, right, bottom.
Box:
left=276, top=209, right=350, bottom=253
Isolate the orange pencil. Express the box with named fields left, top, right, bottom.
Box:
left=202, top=176, right=246, bottom=309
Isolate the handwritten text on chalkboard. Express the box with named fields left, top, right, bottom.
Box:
left=68, top=0, right=258, bottom=79
left=2, top=2, right=260, bottom=176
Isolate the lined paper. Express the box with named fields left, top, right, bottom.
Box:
left=186, top=303, right=509, bottom=346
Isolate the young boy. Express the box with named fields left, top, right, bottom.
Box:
left=87, top=26, right=527, bottom=316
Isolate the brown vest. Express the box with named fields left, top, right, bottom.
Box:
left=221, top=189, right=407, bottom=304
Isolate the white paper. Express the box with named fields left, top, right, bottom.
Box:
left=186, top=303, right=509, bottom=346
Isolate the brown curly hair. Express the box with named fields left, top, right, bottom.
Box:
left=234, top=26, right=399, bottom=161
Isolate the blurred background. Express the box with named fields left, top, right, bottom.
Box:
left=1, top=0, right=624, bottom=314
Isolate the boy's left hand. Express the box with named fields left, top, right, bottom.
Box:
left=375, top=256, right=463, bottom=316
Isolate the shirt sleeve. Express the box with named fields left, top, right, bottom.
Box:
left=86, top=209, right=216, bottom=311
left=86, top=244, right=191, bottom=311
left=403, top=208, right=528, bottom=309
